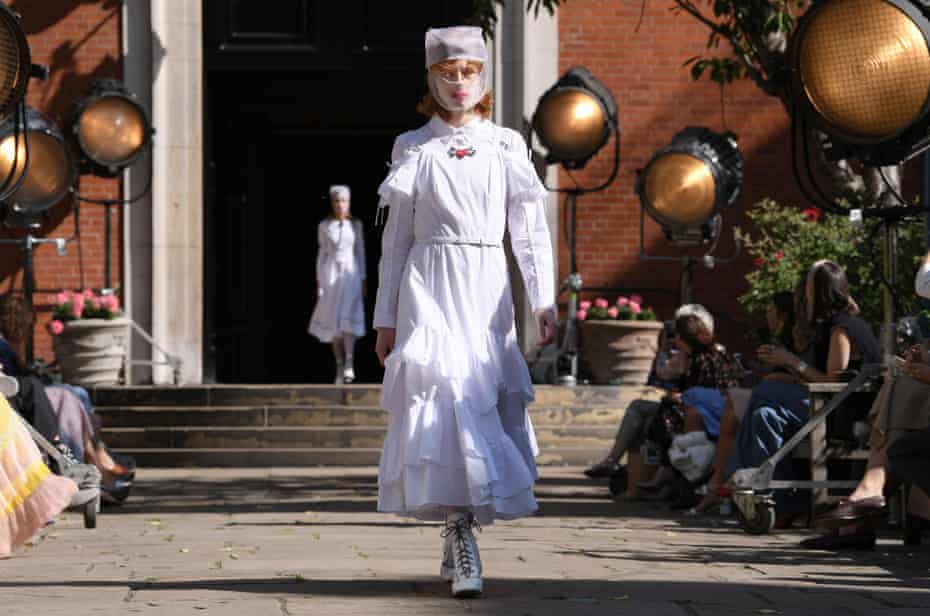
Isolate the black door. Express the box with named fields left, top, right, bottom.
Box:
left=203, top=0, right=473, bottom=383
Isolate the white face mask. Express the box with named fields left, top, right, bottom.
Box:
left=427, top=61, right=488, bottom=112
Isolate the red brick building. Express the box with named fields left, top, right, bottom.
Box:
left=0, top=1, right=808, bottom=383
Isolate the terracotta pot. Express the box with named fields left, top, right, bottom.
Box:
left=580, top=319, right=662, bottom=385
left=52, top=318, right=129, bottom=386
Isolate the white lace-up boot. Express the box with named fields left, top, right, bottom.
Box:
left=440, top=530, right=454, bottom=581
left=442, top=512, right=482, bottom=597
left=343, top=355, right=355, bottom=384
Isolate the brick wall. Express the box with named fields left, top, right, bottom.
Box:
left=0, top=1, right=122, bottom=363
left=558, top=1, right=807, bottom=352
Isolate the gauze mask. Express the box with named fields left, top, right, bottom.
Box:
left=424, top=26, right=491, bottom=112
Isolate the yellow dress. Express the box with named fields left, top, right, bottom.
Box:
left=0, top=397, right=77, bottom=558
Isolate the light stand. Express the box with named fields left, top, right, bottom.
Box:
left=530, top=66, right=621, bottom=386
left=70, top=79, right=154, bottom=289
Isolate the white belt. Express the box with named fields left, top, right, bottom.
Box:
left=415, top=237, right=502, bottom=248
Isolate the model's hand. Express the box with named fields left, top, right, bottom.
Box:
left=317, top=286, right=323, bottom=298
left=535, top=308, right=557, bottom=346
left=375, top=327, right=396, bottom=366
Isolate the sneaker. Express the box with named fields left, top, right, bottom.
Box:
left=442, top=513, right=483, bottom=598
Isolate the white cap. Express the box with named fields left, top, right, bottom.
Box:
left=674, top=303, right=714, bottom=335
left=329, top=185, right=350, bottom=200
left=425, top=26, right=488, bottom=69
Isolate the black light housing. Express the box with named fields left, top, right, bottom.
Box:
left=531, top=66, right=619, bottom=170
left=790, top=0, right=930, bottom=165
left=72, top=79, right=153, bottom=176
left=635, top=127, right=743, bottom=246
left=0, top=4, right=30, bottom=123
left=0, top=107, right=76, bottom=227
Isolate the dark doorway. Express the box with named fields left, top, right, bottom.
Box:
left=203, top=0, right=472, bottom=383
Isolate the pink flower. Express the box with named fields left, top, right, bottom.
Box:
left=576, top=309, right=588, bottom=321
left=48, top=320, right=64, bottom=335
left=753, top=257, right=766, bottom=267
left=616, top=296, right=629, bottom=306
left=579, top=300, right=592, bottom=310
left=630, top=294, right=643, bottom=305
left=90, top=297, right=102, bottom=310
left=775, top=250, right=785, bottom=261
left=103, top=295, right=120, bottom=312
left=629, top=301, right=642, bottom=314
left=82, top=288, right=94, bottom=299
left=607, top=307, right=619, bottom=319
left=55, top=291, right=70, bottom=305
left=71, top=294, right=85, bottom=318
left=594, top=298, right=609, bottom=309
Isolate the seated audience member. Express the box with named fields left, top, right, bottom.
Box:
left=692, top=289, right=799, bottom=514
left=733, top=260, right=880, bottom=525
left=803, top=251, right=930, bottom=549
left=584, top=304, right=724, bottom=481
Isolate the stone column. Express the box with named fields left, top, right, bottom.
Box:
left=121, top=0, right=153, bottom=384
left=495, top=6, right=559, bottom=354
left=149, top=1, right=203, bottom=383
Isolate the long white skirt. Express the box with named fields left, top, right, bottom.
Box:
left=377, top=243, right=539, bottom=525
left=308, top=259, right=365, bottom=343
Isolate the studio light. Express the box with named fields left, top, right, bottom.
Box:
left=790, top=0, right=930, bottom=165
left=636, top=127, right=743, bottom=246
left=72, top=79, right=152, bottom=175
left=0, top=4, right=30, bottom=122
left=532, top=66, right=619, bottom=170
left=0, top=106, right=76, bottom=226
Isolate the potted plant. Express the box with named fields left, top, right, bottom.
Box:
left=578, top=295, right=661, bottom=385
left=48, top=289, right=128, bottom=386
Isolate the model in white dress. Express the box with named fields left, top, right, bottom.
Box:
left=373, top=26, right=557, bottom=599
left=308, top=185, right=366, bottom=383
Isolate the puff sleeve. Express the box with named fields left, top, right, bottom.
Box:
left=372, top=136, right=419, bottom=329
left=504, top=130, right=555, bottom=314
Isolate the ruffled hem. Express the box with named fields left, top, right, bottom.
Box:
left=1, top=405, right=78, bottom=558
left=377, top=323, right=538, bottom=524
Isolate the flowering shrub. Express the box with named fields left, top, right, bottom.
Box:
left=736, top=198, right=925, bottom=326
left=48, top=289, right=122, bottom=335
left=577, top=294, right=658, bottom=322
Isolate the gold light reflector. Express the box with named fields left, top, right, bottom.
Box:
left=0, top=111, right=75, bottom=215
left=0, top=132, right=73, bottom=212
left=642, top=153, right=716, bottom=227
left=798, top=0, right=930, bottom=141
left=77, top=95, right=147, bottom=168
left=533, top=88, right=608, bottom=164
left=0, top=6, right=29, bottom=122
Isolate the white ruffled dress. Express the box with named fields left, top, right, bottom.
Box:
left=308, top=218, right=366, bottom=342
left=373, top=115, right=554, bottom=524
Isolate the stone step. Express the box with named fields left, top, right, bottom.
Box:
left=90, top=384, right=661, bottom=409
left=96, top=405, right=632, bottom=428
left=101, top=425, right=618, bottom=451
left=109, top=447, right=604, bottom=467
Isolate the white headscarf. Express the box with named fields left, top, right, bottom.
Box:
left=424, top=26, right=491, bottom=112
left=329, top=185, right=351, bottom=200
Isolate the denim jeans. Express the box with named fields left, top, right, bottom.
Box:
left=735, top=381, right=810, bottom=512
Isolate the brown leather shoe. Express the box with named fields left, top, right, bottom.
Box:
left=816, top=496, right=886, bottom=528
